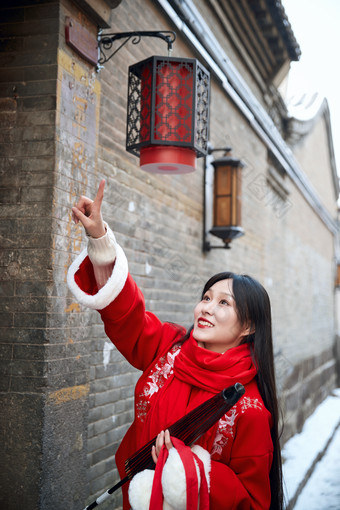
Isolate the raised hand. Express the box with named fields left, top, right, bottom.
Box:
left=72, top=179, right=106, bottom=238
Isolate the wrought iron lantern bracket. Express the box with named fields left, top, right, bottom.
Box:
left=97, top=30, right=177, bottom=71
left=208, top=147, right=232, bottom=156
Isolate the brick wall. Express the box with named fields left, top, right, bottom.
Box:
left=0, top=0, right=338, bottom=508
left=0, top=1, right=60, bottom=508
left=0, top=1, right=91, bottom=508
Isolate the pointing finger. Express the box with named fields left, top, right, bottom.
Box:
left=94, top=179, right=106, bottom=208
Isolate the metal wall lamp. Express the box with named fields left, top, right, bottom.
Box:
left=96, top=29, right=210, bottom=175
left=335, top=262, right=340, bottom=288
left=203, top=147, right=245, bottom=251
left=65, top=21, right=210, bottom=173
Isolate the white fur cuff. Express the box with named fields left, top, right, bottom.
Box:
left=128, top=446, right=211, bottom=510
left=162, top=445, right=211, bottom=509
left=128, top=469, right=154, bottom=510
left=191, top=444, right=211, bottom=489
left=67, top=235, right=128, bottom=310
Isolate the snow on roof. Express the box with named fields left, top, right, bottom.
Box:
left=286, top=92, right=325, bottom=121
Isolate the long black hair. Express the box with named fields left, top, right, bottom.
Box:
left=186, top=271, right=283, bottom=509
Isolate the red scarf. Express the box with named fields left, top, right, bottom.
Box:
left=138, top=332, right=257, bottom=449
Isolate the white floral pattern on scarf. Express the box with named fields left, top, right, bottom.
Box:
left=136, top=343, right=182, bottom=422
left=211, top=396, right=264, bottom=457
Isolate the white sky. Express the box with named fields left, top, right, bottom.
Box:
left=282, top=0, right=340, bottom=175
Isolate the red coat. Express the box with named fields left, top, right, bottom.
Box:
left=70, top=255, right=273, bottom=509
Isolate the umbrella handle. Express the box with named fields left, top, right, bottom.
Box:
left=83, top=476, right=129, bottom=510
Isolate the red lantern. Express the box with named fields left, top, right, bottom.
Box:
left=126, top=56, right=210, bottom=174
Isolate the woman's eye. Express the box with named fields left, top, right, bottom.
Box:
left=203, top=295, right=210, bottom=301
left=220, top=299, right=228, bottom=305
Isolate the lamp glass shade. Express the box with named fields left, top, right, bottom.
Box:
left=210, top=156, right=244, bottom=243
left=126, top=56, right=210, bottom=174
left=214, top=164, right=241, bottom=226
left=336, top=263, right=340, bottom=288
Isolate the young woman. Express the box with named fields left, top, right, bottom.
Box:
left=67, top=180, right=283, bottom=510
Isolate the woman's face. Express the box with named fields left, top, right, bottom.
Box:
left=193, top=279, right=250, bottom=353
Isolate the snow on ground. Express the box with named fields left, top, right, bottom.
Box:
left=294, top=424, right=340, bottom=509
left=282, top=389, right=340, bottom=508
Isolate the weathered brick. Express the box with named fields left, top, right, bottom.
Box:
left=16, top=95, right=56, bottom=112
left=10, top=358, right=47, bottom=377
left=0, top=280, right=15, bottom=297
left=0, top=18, right=59, bottom=37
left=0, top=343, right=13, bottom=359
left=93, top=416, right=116, bottom=437
left=17, top=109, right=55, bottom=126
left=13, top=312, right=47, bottom=328
left=91, top=443, right=116, bottom=466
left=0, top=110, right=16, bottom=128
left=9, top=375, right=47, bottom=392
left=47, top=355, right=89, bottom=376
left=0, top=312, right=14, bottom=327
left=0, top=67, right=25, bottom=82
left=94, top=388, right=120, bottom=407
left=13, top=343, right=45, bottom=360
left=0, top=97, right=16, bottom=111
left=0, top=7, right=25, bottom=23
left=25, top=3, right=60, bottom=20
left=0, top=327, right=46, bottom=344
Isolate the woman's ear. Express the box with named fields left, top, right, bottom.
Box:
left=243, top=323, right=255, bottom=336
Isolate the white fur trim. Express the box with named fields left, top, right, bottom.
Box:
left=161, top=446, right=211, bottom=509
left=128, top=469, right=154, bottom=510
left=66, top=241, right=128, bottom=310
left=191, top=444, right=211, bottom=490
left=163, top=502, right=176, bottom=510
left=162, top=448, right=187, bottom=509
left=160, top=448, right=196, bottom=510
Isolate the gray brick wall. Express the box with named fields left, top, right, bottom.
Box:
left=0, top=1, right=338, bottom=509
left=0, top=1, right=60, bottom=508
left=0, top=1, right=91, bottom=508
